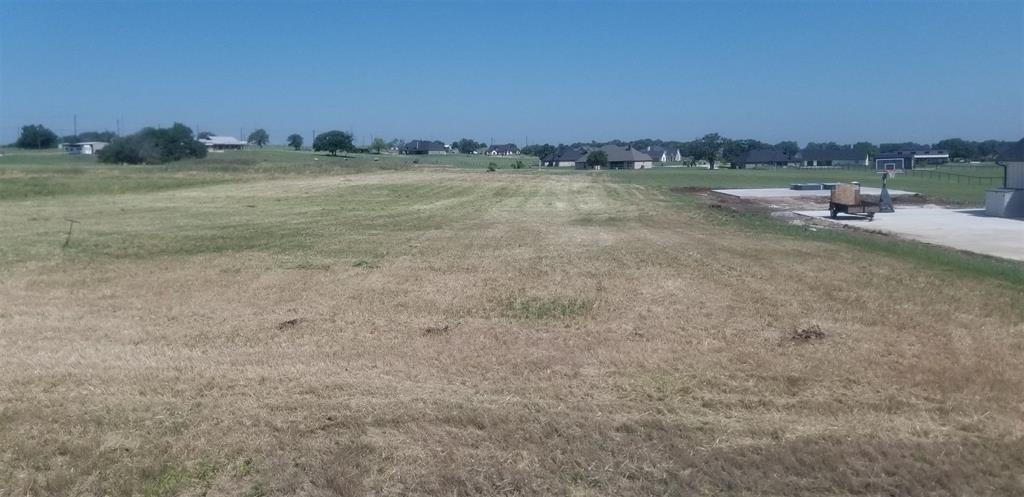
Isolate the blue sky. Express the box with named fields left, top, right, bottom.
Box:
left=1, top=0, right=1022, bottom=146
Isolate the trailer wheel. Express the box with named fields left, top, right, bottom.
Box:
left=829, top=207, right=838, bottom=219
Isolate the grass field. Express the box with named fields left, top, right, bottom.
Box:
left=2, top=150, right=1022, bottom=496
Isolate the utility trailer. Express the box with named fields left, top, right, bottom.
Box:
left=829, top=182, right=880, bottom=220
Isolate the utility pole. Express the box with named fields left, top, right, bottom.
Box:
left=73, top=114, right=77, bottom=137
left=116, top=118, right=120, bottom=136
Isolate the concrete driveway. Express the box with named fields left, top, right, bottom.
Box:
left=795, top=207, right=1024, bottom=261
left=715, top=187, right=916, bottom=199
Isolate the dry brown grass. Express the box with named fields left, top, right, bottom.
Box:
left=1, top=170, right=1022, bottom=496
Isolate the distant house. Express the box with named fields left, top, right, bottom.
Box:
left=874, top=150, right=949, bottom=170
left=402, top=140, right=447, bottom=155
left=645, top=146, right=682, bottom=163
left=472, top=146, right=488, bottom=155
left=64, top=141, right=108, bottom=155
left=487, top=144, right=519, bottom=156
left=575, top=145, right=654, bottom=170
left=541, top=147, right=586, bottom=167
left=795, top=149, right=870, bottom=167
left=732, top=149, right=797, bottom=168
left=199, top=136, right=247, bottom=150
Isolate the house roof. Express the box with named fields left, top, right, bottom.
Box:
left=736, top=149, right=794, bottom=164
left=68, top=141, right=109, bottom=146
left=875, top=150, right=949, bottom=160
left=997, top=138, right=1024, bottom=162
left=403, top=140, right=445, bottom=152
left=543, top=147, right=586, bottom=162
left=796, top=149, right=866, bottom=161
left=200, top=136, right=247, bottom=146
left=576, top=145, right=653, bottom=163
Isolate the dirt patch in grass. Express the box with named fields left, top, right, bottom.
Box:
left=788, top=324, right=826, bottom=342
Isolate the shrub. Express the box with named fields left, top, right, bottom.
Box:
left=97, top=123, right=206, bottom=164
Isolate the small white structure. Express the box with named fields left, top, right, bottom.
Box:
left=199, top=136, right=247, bottom=150
left=64, top=142, right=108, bottom=155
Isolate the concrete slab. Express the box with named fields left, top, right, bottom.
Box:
left=714, top=187, right=916, bottom=199
left=794, top=207, right=1024, bottom=261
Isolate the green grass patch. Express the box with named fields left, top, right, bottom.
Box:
left=502, top=295, right=595, bottom=320
left=604, top=166, right=1000, bottom=205
left=0, top=172, right=239, bottom=200
left=569, top=214, right=631, bottom=226
left=142, top=461, right=218, bottom=497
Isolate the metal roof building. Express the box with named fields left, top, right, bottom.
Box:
left=199, top=136, right=247, bottom=150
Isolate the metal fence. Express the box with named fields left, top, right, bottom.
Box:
left=900, top=168, right=1002, bottom=186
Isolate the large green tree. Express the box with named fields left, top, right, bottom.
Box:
left=852, top=141, right=878, bottom=157
left=313, top=131, right=354, bottom=156
left=61, top=131, right=118, bottom=144
left=522, top=144, right=556, bottom=159
left=98, top=123, right=206, bottom=164
left=287, top=134, right=303, bottom=150
left=371, top=137, right=387, bottom=153
left=722, top=138, right=769, bottom=165
left=247, top=129, right=270, bottom=148
left=15, top=124, right=59, bottom=149
left=694, top=133, right=724, bottom=170
left=774, top=141, right=799, bottom=157
left=585, top=150, right=608, bottom=169
left=453, top=138, right=485, bottom=154
left=934, top=138, right=976, bottom=160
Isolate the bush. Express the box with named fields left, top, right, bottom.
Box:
left=512, top=160, right=525, bottom=169
left=487, top=164, right=496, bottom=172
left=97, top=123, right=206, bottom=164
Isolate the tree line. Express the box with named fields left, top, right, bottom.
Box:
left=8, top=123, right=1019, bottom=166
left=516, top=135, right=1019, bottom=168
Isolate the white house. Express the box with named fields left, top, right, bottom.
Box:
left=64, top=142, right=108, bottom=155
left=646, top=146, right=683, bottom=163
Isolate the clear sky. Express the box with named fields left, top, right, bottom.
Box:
left=1, top=0, right=1022, bottom=146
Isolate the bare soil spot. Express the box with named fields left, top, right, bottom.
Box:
left=276, top=318, right=305, bottom=330
left=789, top=324, right=827, bottom=342
left=423, top=324, right=451, bottom=336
